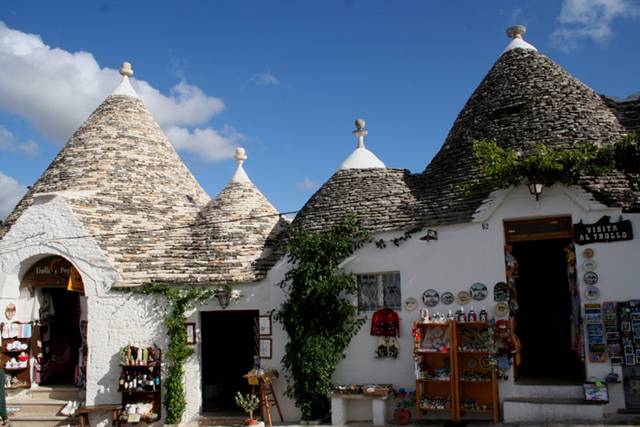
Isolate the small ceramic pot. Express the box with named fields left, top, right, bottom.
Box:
left=393, top=408, right=412, bottom=425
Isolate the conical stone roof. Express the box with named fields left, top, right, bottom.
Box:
left=0, top=72, right=211, bottom=286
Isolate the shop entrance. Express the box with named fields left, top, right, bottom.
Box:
left=201, top=310, right=259, bottom=414
left=504, top=217, right=584, bottom=384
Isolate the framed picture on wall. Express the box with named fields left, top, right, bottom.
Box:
left=259, top=315, right=272, bottom=336
left=259, top=338, right=272, bottom=359
left=185, top=323, right=196, bottom=345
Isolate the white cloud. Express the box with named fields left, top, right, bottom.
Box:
left=0, top=171, right=27, bottom=220
left=0, top=21, right=236, bottom=161
left=552, top=0, right=639, bottom=50
left=0, top=125, right=38, bottom=155
left=165, top=124, right=244, bottom=162
left=296, top=178, right=319, bottom=190
left=252, top=72, right=280, bottom=87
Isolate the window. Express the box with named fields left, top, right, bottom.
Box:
left=357, top=272, right=401, bottom=311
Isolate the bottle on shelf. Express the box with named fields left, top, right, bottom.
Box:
left=468, top=306, right=477, bottom=322
left=479, top=307, right=488, bottom=322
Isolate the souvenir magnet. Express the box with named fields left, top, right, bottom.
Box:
left=585, top=286, right=600, bottom=301
left=470, top=282, right=488, bottom=301
left=493, top=282, right=510, bottom=302
left=457, top=291, right=471, bottom=306
left=583, top=259, right=597, bottom=271
left=404, top=297, right=418, bottom=311
left=495, top=302, right=509, bottom=318
left=422, top=289, right=440, bottom=307
left=441, top=292, right=455, bottom=305
left=583, top=248, right=595, bottom=258
left=584, top=271, right=599, bottom=285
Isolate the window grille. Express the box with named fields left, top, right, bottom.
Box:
left=357, top=272, right=401, bottom=311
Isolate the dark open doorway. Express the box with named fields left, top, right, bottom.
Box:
left=40, top=288, right=82, bottom=385
left=201, top=310, right=258, bottom=414
left=511, top=238, right=584, bottom=384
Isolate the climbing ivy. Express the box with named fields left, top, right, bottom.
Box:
left=274, top=217, right=369, bottom=421
left=472, top=133, right=639, bottom=191
left=115, top=283, right=219, bottom=424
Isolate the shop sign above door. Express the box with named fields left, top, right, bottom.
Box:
left=573, top=216, right=633, bottom=245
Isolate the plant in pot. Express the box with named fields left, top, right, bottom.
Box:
left=392, top=388, right=415, bottom=425
left=235, top=392, right=263, bottom=427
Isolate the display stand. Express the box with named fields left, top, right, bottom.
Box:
left=454, top=322, right=499, bottom=423
left=414, top=320, right=457, bottom=420
left=0, top=321, right=32, bottom=389
left=117, top=345, right=161, bottom=425
left=414, top=320, right=500, bottom=422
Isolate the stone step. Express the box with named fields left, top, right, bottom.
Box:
left=503, top=397, right=604, bottom=423
left=199, top=415, right=246, bottom=426
left=8, top=414, right=79, bottom=427
left=6, top=398, right=68, bottom=416
left=29, top=386, right=81, bottom=401
left=506, top=383, right=585, bottom=399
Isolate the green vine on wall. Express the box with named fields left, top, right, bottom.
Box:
left=274, top=217, right=369, bottom=421
left=115, top=283, right=220, bottom=424
left=472, top=133, right=639, bottom=191
left=374, top=226, right=424, bottom=249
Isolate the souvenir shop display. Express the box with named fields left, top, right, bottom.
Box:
left=413, top=320, right=499, bottom=422
left=493, top=282, right=510, bottom=302
left=404, top=297, right=418, bottom=311
left=456, top=291, right=471, bottom=306
left=603, top=302, right=623, bottom=365
left=585, top=304, right=606, bottom=363
left=118, top=344, right=162, bottom=424
left=371, top=308, right=400, bottom=359
left=469, top=283, right=488, bottom=301
left=1, top=321, right=32, bottom=389
left=494, top=320, right=521, bottom=381
left=441, top=292, right=455, bottom=305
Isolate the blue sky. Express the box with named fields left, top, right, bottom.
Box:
left=1, top=0, right=639, bottom=218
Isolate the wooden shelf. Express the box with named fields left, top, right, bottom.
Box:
left=119, top=345, right=162, bottom=424
left=415, top=349, right=450, bottom=354
left=4, top=366, right=28, bottom=371
left=417, top=379, right=451, bottom=383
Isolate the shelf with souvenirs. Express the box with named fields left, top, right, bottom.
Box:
left=454, top=313, right=499, bottom=423
left=117, top=344, right=162, bottom=424
left=1, top=321, right=33, bottom=389
left=413, top=313, right=457, bottom=420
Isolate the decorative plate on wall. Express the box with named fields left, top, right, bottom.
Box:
left=479, top=355, right=492, bottom=369
left=457, top=291, right=471, bottom=306
left=585, top=286, right=600, bottom=301
left=493, top=282, right=510, bottom=302
left=422, top=289, right=440, bottom=307
left=470, top=282, right=488, bottom=301
left=441, top=292, right=455, bottom=305
left=583, top=260, right=597, bottom=271
left=582, top=248, right=595, bottom=259
left=404, top=297, right=418, bottom=311
left=584, top=271, right=599, bottom=286
left=495, top=302, right=509, bottom=318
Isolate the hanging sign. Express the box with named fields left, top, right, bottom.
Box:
left=573, top=216, right=633, bottom=245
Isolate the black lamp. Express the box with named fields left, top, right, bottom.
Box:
left=527, top=178, right=544, bottom=201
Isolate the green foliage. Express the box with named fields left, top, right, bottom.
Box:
left=274, top=217, right=369, bottom=420
left=235, top=392, right=260, bottom=420
left=115, top=283, right=216, bottom=424
left=472, top=133, right=639, bottom=191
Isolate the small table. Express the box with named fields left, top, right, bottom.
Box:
left=77, top=404, right=121, bottom=427
left=330, top=393, right=389, bottom=426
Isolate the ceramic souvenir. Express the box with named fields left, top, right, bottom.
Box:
left=470, top=282, right=488, bottom=301
left=422, top=289, right=440, bottom=307
left=479, top=355, right=492, bottom=369
left=493, top=282, right=510, bottom=302
left=457, top=291, right=471, bottom=305
left=4, top=303, right=15, bottom=321
left=583, top=248, right=595, bottom=259
left=585, top=286, right=600, bottom=301
left=495, top=302, right=509, bottom=318
left=404, top=297, right=418, bottom=311
left=584, top=271, right=599, bottom=285
left=420, top=308, right=430, bottom=323
left=467, top=357, right=477, bottom=369
left=583, top=259, right=597, bottom=271
left=441, top=292, right=455, bottom=305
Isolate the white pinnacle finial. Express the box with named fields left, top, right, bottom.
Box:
left=352, top=118, right=368, bottom=149
left=120, top=62, right=134, bottom=77
left=231, top=147, right=251, bottom=183
left=506, top=25, right=526, bottom=39
left=502, top=25, right=537, bottom=54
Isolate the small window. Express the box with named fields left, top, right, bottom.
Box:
left=357, top=272, right=401, bottom=311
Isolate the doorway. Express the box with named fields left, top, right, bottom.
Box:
left=504, top=217, right=584, bottom=384
left=201, top=310, right=259, bottom=414
left=39, top=288, right=82, bottom=385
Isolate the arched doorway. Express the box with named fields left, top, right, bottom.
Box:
left=20, top=256, right=87, bottom=386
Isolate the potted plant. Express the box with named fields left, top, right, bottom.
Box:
left=235, top=391, right=263, bottom=427
left=392, top=388, right=415, bottom=425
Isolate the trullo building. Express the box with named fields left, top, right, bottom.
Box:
left=0, top=26, right=640, bottom=425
